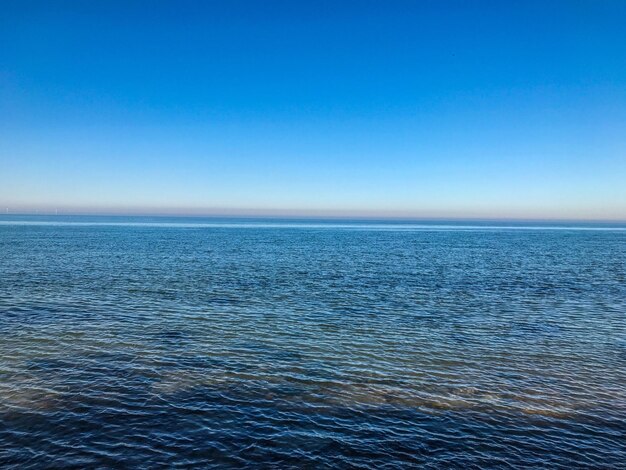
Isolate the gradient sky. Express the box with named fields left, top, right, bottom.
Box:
left=1, top=1, right=625, bottom=219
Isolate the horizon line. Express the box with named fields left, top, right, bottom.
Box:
left=2, top=210, right=626, bottom=224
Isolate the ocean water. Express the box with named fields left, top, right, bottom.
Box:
left=1, top=216, right=625, bottom=468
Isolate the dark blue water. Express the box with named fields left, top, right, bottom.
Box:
left=1, top=216, right=625, bottom=468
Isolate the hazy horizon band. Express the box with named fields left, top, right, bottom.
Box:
left=2, top=214, right=626, bottom=231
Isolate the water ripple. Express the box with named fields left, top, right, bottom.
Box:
left=1, top=221, right=625, bottom=468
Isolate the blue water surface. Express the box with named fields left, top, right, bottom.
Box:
left=1, top=216, right=625, bottom=468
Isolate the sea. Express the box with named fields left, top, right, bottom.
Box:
left=1, top=215, right=625, bottom=468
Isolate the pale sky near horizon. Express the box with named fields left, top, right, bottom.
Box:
left=1, top=1, right=625, bottom=220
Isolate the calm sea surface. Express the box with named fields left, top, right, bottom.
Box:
left=1, top=216, right=625, bottom=468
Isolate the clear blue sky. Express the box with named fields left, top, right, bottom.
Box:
left=1, top=1, right=625, bottom=219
